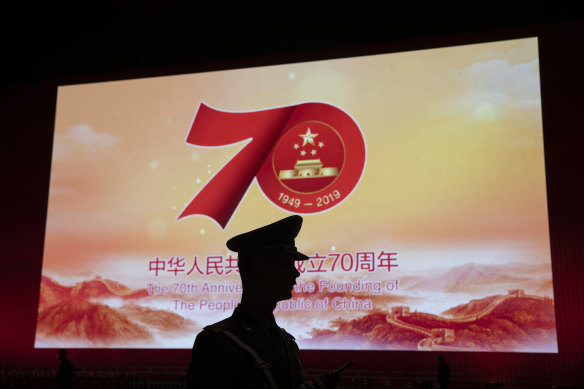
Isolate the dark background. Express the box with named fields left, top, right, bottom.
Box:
left=1, top=2, right=583, bottom=386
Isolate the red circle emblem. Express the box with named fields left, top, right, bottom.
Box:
left=256, top=106, right=366, bottom=213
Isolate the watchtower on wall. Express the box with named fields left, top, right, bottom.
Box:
left=508, top=289, right=525, bottom=297
left=391, top=306, right=411, bottom=317
left=431, top=328, right=455, bottom=343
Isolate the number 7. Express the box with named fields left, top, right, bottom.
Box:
left=178, top=103, right=295, bottom=228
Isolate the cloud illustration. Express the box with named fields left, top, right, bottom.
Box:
left=441, top=58, right=541, bottom=121
left=53, top=124, right=117, bottom=160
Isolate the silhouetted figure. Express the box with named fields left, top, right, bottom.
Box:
left=436, top=355, right=450, bottom=389
left=186, top=216, right=338, bottom=389
left=56, top=349, right=74, bottom=389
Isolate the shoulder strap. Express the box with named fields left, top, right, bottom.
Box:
left=222, top=329, right=279, bottom=389
left=204, top=317, right=238, bottom=333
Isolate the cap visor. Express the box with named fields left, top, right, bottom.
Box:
left=293, top=251, right=309, bottom=261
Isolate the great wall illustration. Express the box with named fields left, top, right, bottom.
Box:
left=386, top=289, right=553, bottom=351
left=37, top=274, right=556, bottom=350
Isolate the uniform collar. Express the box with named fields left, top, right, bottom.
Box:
left=234, top=303, right=278, bottom=336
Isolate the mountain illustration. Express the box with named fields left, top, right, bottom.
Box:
left=36, top=275, right=195, bottom=346
left=37, top=300, right=152, bottom=346
left=411, top=262, right=531, bottom=293
left=305, top=293, right=556, bottom=352
left=441, top=295, right=502, bottom=317
left=38, top=275, right=73, bottom=305
left=70, top=276, right=149, bottom=300
left=39, top=275, right=148, bottom=305
left=119, top=305, right=196, bottom=332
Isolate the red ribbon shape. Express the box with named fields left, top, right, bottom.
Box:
left=178, top=102, right=364, bottom=229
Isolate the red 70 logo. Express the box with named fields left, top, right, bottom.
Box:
left=178, top=102, right=366, bottom=229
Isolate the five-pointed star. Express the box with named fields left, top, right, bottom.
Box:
left=300, top=150, right=306, bottom=156
left=293, top=144, right=299, bottom=150
left=311, top=149, right=317, bottom=156
left=318, top=141, right=324, bottom=148
left=300, top=128, right=318, bottom=146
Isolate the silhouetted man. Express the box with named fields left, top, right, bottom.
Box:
left=436, top=355, right=450, bottom=389
left=186, top=215, right=337, bottom=389
left=56, top=349, right=74, bottom=389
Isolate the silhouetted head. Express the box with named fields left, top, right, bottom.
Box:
left=227, top=215, right=308, bottom=302
left=57, top=349, right=67, bottom=361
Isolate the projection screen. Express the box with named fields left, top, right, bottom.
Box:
left=36, top=37, right=557, bottom=352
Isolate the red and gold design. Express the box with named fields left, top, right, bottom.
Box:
left=179, top=102, right=366, bottom=227
left=272, top=122, right=343, bottom=193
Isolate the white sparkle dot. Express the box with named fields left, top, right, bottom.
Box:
left=200, top=229, right=205, bottom=234
left=207, top=170, right=211, bottom=174
left=149, top=160, right=159, bottom=169
left=207, top=164, right=211, bottom=168
left=196, top=178, right=201, bottom=183
left=331, top=246, right=336, bottom=251
left=288, top=72, right=296, bottom=80
left=172, top=206, right=176, bottom=210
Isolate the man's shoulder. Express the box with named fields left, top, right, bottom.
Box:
left=192, top=317, right=245, bottom=357
left=278, top=327, right=296, bottom=341
left=188, top=316, right=252, bottom=388
left=278, top=327, right=301, bottom=356
left=204, top=317, right=239, bottom=334
left=194, top=316, right=242, bottom=348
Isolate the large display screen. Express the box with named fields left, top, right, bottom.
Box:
left=36, top=37, right=557, bottom=352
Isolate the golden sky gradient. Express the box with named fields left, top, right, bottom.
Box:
left=43, top=37, right=549, bottom=285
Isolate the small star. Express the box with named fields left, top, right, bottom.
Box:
left=299, top=128, right=318, bottom=147
left=318, top=141, right=324, bottom=148
left=300, top=150, right=306, bottom=156
left=293, top=144, right=299, bottom=150
left=311, top=149, right=317, bottom=156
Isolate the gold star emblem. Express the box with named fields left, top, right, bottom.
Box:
left=299, top=128, right=318, bottom=147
